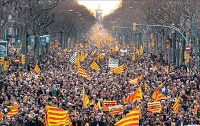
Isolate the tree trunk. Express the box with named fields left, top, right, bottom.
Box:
left=34, top=35, right=40, bottom=65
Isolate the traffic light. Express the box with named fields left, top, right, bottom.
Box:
left=4, top=60, right=9, bottom=71
left=21, top=54, right=25, bottom=65
left=0, top=57, right=4, bottom=65
left=132, top=22, right=136, bottom=31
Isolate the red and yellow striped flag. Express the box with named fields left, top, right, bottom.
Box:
left=90, top=61, right=100, bottom=71
left=172, top=92, right=182, bottom=114
left=147, top=102, right=162, bottom=113
left=144, top=82, right=147, bottom=92
left=109, top=105, right=123, bottom=116
left=152, top=65, right=158, bottom=72
left=77, top=64, right=91, bottom=80
left=152, top=81, right=167, bottom=101
left=103, top=101, right=117, bottom=111
left=83, top=86, right=89, bottom=108
left=115, top=106, right=140, bottom=126
left=45, top=105, right=72, bottom=126
left=96, top=101, right=101, bottom=110
left=6, top=105, right=19, bottom=116
left=132, top=54, right=136, bottom=61
left=129, top=74, right=143, bottom=85
left=10, top=72, right=15, bottom=78
left=114, top=65, right=124, bottom=74
left=194, top=101, right=198, bottom=114
left=124, top=87, right=143, bottom=104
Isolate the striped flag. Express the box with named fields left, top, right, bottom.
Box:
left=69, top=52, right=77, bottom=64
left=114, top=65, right=124, bottom=74
left=115, top=105, right=140, bottom=126
left=3, top=105, right=19, bottom=116
left=140, top=45, right=143, bottom=55
left=124, top=87, right=143, bottom=104
left=83, top=86, right=89, bottom=108
left=129, top=74, right=143, bottom=85
left=109, top=105, right=123, bottom=116
left=103, top=101, right=117, bottom=111
left=172, top=92, right=182, bottom=114
left=45, top=105, right=72, bottom=126
left=165, top=66, right=169, bottom=74
left=90, top=61, right=100, bottom=71
left=74, top=53, right=80, bottom=65
left=77, top=64, right=91, bottom=80
left=10, top=72, right=15, bottom=78
left=147, top=101, right=162, bottom=113
left=152, top=65, right=158, bottom=72
left=96, top=101, right=101, bottom=110
left=193, top=101, right=198, bottom=114
left=152, top=81, right=167, bottom=101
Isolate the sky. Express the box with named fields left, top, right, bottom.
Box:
left=78, top=0, right=121, bottom=17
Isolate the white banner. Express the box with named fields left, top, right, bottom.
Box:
left=108, top=59, right=119, bottom=68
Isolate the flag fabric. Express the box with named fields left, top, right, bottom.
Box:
left=132, top=54, right=136, bottom=61
left=136, top=49, right=140, bottom=55
left=124, top=87, right=143, bottom=104
left=115, top=45, right=119, bottom=52
left=140, top=45, right=143, bottom=55
left=45, top=105, right=72, bottom=126
left=34, top=62, right=40, bottom=74
left=152, top=65, right=158, bottom=72
left=193, top=101, right=198, bottom=114
left=147, top=102, right=162, bottom=113
left=96, top=43, right=100, bottom=49
left=172, top=92, right=182, bottom=114
left=74, top=107, right=76, bottom=116
left=165, top=66, right=169, bottom=74
left=109, top=105, right=123, bottom=116
left=114, top=65, right=124, bottom=74
left=90, top=99, right=95, bottom=106
left=10, top=73, right=15, bottom=78
left=133, top=46, right=136, bottom=52
left=80, top=51, right=85, bottom=62
left=3, top=105, right=19, bottom=116
left=129, top=74, right=143, bottom=85
left=103, top=101, right=117, bottom=111
left=0, top=111, right=3, bottom=121
left=90, top=61, right=100, bottom=71
left=74, top=53, right=80, bottom=65
left=83, top=86, right=89, bottom=108
left=144, top=82, right=147, bottom=92
left=77, top=64, right=91, bottom=80
left=69, top=52, right=77, bottom=64
left=99, top=53, right=105, bottom=59
left=96, top=101, right=101, bottom=110
left=115, top=105, right=140, bottom=126
left=152, top=81, right=167, bottom=101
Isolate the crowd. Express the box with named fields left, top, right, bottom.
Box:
left=0, top=39, right=199, bottom=126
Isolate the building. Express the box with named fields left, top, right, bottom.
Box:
left=95, top=5, right=103, bottom=22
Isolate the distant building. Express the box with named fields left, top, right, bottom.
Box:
left=95, top=5, right=103, bottom=22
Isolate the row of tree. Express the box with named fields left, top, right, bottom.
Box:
left=0, top=0, right=95, bottom=63
left=103, top=0, right=200, bottom=68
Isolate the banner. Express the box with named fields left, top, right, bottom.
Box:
left=0, top=41, right=8, bottom=57
left=103, top=100, right=117, bottom=111
left=109, top=105, right=123, bottom=116
left=108, top=59, right=119, bottom=68
left=40, top=36, right=46, bottom=46
left=147, top=101, right=162, bottom=113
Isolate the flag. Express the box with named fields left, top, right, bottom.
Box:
left=114, top=65, right=124, bottom=74
left=165, top=66, right=169, bottom=74
left=3, top=105, right=19, bottom=116
left=83, top=86, right=89, bottom=108
left=90, top=99, right=95, bottom=106
left=74, top=53, right=80, bottom=65
left=140, top=45, right=143, bottom=55
left=147, top=102, right=162, bottom=113
left=96, top=101, right=101, bottom=110
left=109, top=105, right=123, bottom=116
left=136, top=49, right=140, bottom=55
left=69, top=52, right=77, bottom=64
left=115, top=45, right=119, bottom=52
left=132, top=54, right=136, bottom=61
left=34, top=62, right=40, bottom=74
left=74, top=107, right=76, bottom=116
left=0, top=111, right=3, bottom=121
left=191, top=69, right=197, bottom=75
left=103, top=101, right=117, bottom=111
left=77, top=64, right=91, bottom=80
left=19, top=72, right=21, bottom=77
left=152, top=65, right=158, bottom=72
left=133, top=46, right=136, bottom=52
left=112, top=47, right=115, bottom=52
left=79, top=51, right=85, bottom=62
left=115, top=106, right=140, bottom=126
left=99, top=53, right=105, bottom=59
left=96, top=43, right=100, bottom=49
left=10, top=72, right=15, bottom=78
left=129, top=74, right=143, bottom=85
left=193, top=101, right=198, bottom=114
left=152, top=81, right=167, bottom=101
left=45, top=105, right=72, bottom=126
left=172, top=92, right=182, bottom=114
left=124, top=87, right=143, bottom=104
left=90, top=61, right=100, bottom=71
left=144, top=82, right=147, bottom=92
